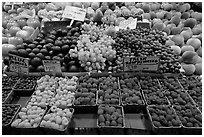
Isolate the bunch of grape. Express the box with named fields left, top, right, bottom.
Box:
left=76, top=34, right=116, bottom=72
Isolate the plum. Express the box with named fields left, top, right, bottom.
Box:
left=3, top=76, right=19, bottom=89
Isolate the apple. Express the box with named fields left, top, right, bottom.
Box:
left=2, top=37, right=9, bottom=44
left=2, top=44, right=16, bottom=58
left=27, top=18, right=41, bottom=29
left=17, top=18, right=27, bottom=28
left=8, top=37, right=23, bottom=46
left=9, top=26, right=21, bottom=36
left=6, top=21, right=19, bottom=29
left=16, top=30, right=30, bottom=40
left=22, top=26, right=35, bottom=35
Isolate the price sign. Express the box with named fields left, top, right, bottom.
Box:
left=43, top=60, right=61, bottom=73
left=118, top=18, right=137, bottom=30
left=136, top=20, right=151, bottom=29
left=13, top=2, right=23, bottom=5
left=9, top=54, right=29, bottom=74
left=123, top=56, right=160, bottom=72
left=62, top=6, right=86, bottom=21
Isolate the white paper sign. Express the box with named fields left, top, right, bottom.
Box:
left=43, top=60, right=61, bottom=73
left=118, top=18, right=137, bottom=30
left=62, top=6, right=86, bottom=21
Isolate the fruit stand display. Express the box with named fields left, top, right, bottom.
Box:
left=2, top=2, right=202, bottom=135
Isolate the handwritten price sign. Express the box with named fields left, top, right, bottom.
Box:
left=43, top=60, right=61, bottom=73
left=62, top=6, right=86, bottom=21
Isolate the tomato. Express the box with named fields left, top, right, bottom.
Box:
left=22, top=26, right=35, bottom=35
left=16, top=30, right=30, bottom=40
left=9, top=26, right=21, bottom=36
left=6, top=21, right=19, bottom=29
left=17, top=18, right=27, bottom=28
left=27, top=18, right=41, bottom=29
left=8, top=37, right=23, bottom=46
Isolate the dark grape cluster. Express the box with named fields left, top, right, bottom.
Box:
left=113, top=27, right=181, bottom=73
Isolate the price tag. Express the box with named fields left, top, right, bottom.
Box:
left=136, top=20, right=151, bottom=29
left=9, top=54, right=29, bottom=74
left=123, top=56, right=160, bottom=72
left=43, top=60, right=61, bottom=73
left=118, top=18, right=137, bottom=30
left=13, top=2, right=23, bottom=5
left=62, top=6, right=86, bottom=21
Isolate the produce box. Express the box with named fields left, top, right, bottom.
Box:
left=11, top=105, right=48, bottom=135
left=2, top=89, right=14, bottom=104
left=2, top=104, right=21, bottom=135
left=74, top=74, right=99, bottom=107
left=142, top=89, right=170, bottom=106
left=97, top=76, right=121, bottom=106
left=147, top=105, right=182, bottom=135
left=2, top=76, right=19, bottom=90
left=97, top=105, right=125, bottom=135
left=13, top=76, right=39, bottom=96
left=40, top=106, right=74, bottom=134
left=173, top=105, right=202, bottom=135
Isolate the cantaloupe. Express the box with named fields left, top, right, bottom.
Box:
left=194, top=63, right=202, bottom=75
left=186, top=38, right=201, bottom=50
left=182, top=64, right=195, bottom=75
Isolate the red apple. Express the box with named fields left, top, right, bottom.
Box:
left=22, top=26, right=35, bottom=35
left=17, top=18, right=27, bottom=28
left=9, top=26, right=21, bottom=36
left=27, top=18, right=41, bottom=29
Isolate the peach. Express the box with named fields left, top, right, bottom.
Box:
left=182, top=64, right=195, bottom=76
left=149, top=11, right=156, bottom=19
left=186, top=38, right=201, bottom=50
left=164, top=12, right=173, bottom=20
left=171, top=34, right=184, bottom=46
left=196, top=47, right=202, bottom=57
left=194, top=63, right=202, bottom=75
left=192, top=26, right=202, bottom=35
left=176, top=4, right=186, bottom=13
left=143, top=13, right=151, bottom=20
left=167, top=23, right=176, bottom=30
left=162, top=3, right=173, bottom=11
left=184, top=3, right=191, bottom=11
left=170, top=16, right=180, bottom=26
left=180, top=29, right=193, bottom=41
left=181, top=45, right=195, bottom=54
left=184, top=18, right=197, bottom=28
left=142, top=4, right=150, bottom=13
left=163, top=27, right=171, bottom=35
left=171, top=27, right=182, bottom=35
left=174, top=12, right=182, bottom=18
left=182, top=51, right=199, bottom=64
left=196, top=56, right=202, bottom=63
left=152, top=23, right=165, bottom=31
left=156, top=11, right=165, bottom=19
left=181, top=12, right=190, bottom=19
left=171, top=45, right=181, bottom=55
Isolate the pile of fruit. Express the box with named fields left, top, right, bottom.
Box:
left=97, top=76, right=120, bottom=105
left=13, top=76, right=39, bottom=90
left=3, top=2, right=201, bottom=75
left=119, top=75, right=144, bottom=105
left=2, top=104, right=21, bottom=126
left=11, top=105, right=47, bottom=128
left=173, top=105, right=202, bottom=127
left=40, top=106, right=73, bottom=131
left=147, top=105, right=181, bottom=127
left=2, top=76, right=19, bottom=89
left=74, top=75, right=98, bottom=106
left=97, top=105, right=124, bottom=127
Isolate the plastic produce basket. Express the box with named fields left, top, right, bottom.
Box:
left=2, top=76, right=19, bottom=90
left=11, top=105, right=48, bottom=135
left=172, top=105, right=202, bottom=135
left=13, top=77, right=37, bottom=96
left=2, top=104, right=21, bottom=135
left=97, top=105, right=125, bottom=135
left=147, top=105, right=182, bottom=135
left=2, top=89, right=14, bottom=104
left=40, top=107, right=74, bottom=135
